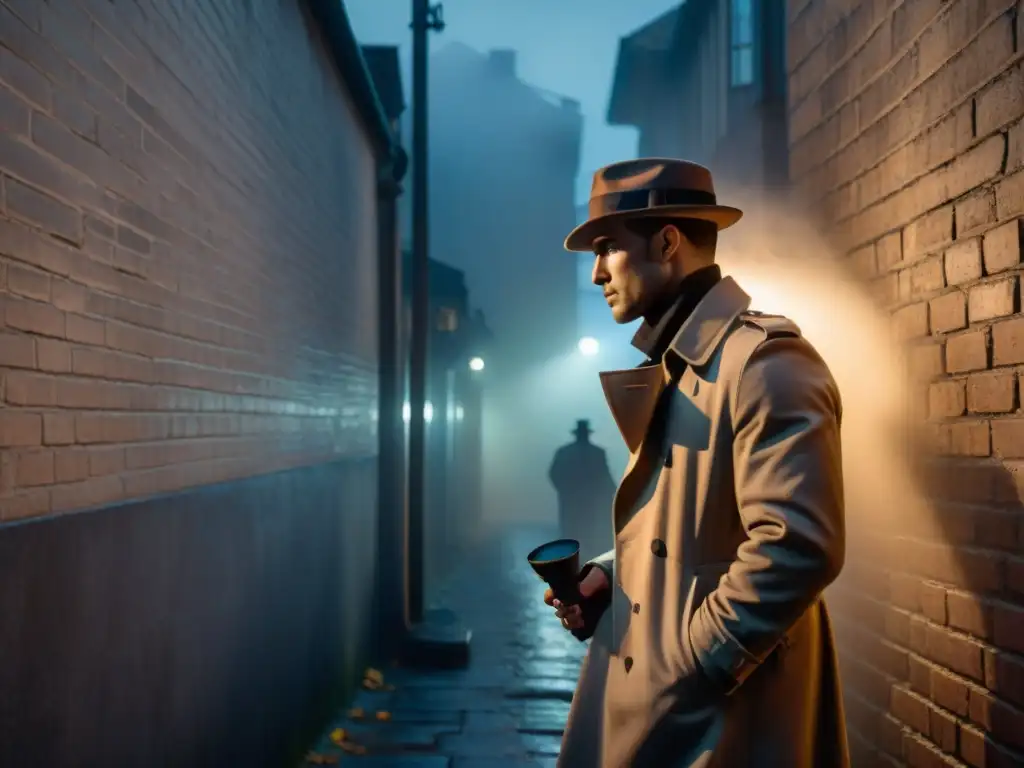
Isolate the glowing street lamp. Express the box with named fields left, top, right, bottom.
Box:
left=402, top=402, right=434, bottom=423
left=578, top=336, right=599, bottom=356
left=468, top=356, right=485, bottom=372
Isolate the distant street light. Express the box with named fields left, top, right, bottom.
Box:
left=469, top=356, right=485, bottom=371
left=578, top=336, right=600, bottom=356
left=402, top=402, right=434, bottom=423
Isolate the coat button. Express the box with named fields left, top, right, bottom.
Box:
left=624, top=656, right=633, bottom=672
left=632, top=602, right=640, bottom=614
left=651, top=539, right=667, bottom=557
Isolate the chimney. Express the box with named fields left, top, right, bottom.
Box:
left=488, top=49, right=516, bottom=78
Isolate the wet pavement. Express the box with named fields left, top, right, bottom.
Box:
left=303, top=525, right=584, bottom=767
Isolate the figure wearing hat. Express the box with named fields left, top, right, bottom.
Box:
left=543, top=159, right=849, bottom=767
left=548, top=420, right=617, bottom=563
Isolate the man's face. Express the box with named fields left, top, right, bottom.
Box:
left=590, top=223, right=673, bottom=324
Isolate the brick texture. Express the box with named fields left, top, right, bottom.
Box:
left=0, top=1, right=380, bottom=520
left=790, top=0, right=1024, bottom=763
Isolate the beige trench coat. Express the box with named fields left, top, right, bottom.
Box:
left=559, top=276, right=849, bottom=768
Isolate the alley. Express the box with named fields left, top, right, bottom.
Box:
left=1, top=0, right=1023, bottom=765
left=304, top=526, right=585, bottom=767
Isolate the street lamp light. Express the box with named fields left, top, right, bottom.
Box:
left=468, top=356, right=485, bottom=372
left=578, top=336, right=599, bottom=356
left=402, top=402, right=434, bottom=423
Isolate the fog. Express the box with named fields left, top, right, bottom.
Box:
left=716, top=193, right=938, bottom=553
left=407, top=39, right=945, bottom=572
left=359, top=15, right=954, bottom=596
left=345, top=0, right=684, bottom=202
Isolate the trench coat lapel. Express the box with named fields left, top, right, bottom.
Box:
left=598, top=364, right=667, bottom=456
left=598, top=277, right=752, bottom=530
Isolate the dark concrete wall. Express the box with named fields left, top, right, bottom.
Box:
left=0, top=0, right=384, bottom=763
left=0, top=460, right=378, bottom=766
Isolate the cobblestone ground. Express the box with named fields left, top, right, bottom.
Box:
left=304, top=524, right=584, bottom=767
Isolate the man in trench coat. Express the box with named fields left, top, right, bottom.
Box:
left=545, top=158, right=849, bottom=767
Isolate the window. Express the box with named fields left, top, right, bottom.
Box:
left=730, top=0, right=754, bottom=87
left=436, top=306, right=459, bottom=332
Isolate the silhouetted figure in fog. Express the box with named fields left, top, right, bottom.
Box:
left=548, top=420, right=616, bottom=561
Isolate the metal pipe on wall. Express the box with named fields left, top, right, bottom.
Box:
left=375, top=150, right=408, bottom=650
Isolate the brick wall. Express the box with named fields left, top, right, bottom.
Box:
left=0, top=0, right=380, bottom=521
left=788, top=0, right=1024, bottom=765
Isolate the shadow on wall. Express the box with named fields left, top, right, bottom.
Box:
left=717, top=190, right=1024, bottom=764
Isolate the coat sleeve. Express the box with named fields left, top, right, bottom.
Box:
left=687, top=335, right=845, bottom=695
left=582, top=548, right=615, bottom=585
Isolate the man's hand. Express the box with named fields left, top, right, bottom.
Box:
left=544, top=567, right=610, bottom=631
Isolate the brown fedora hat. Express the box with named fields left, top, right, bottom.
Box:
left=564, top=158, right=743, bottom=252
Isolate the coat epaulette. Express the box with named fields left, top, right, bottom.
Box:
left=740, top=311, right=802, bottom=339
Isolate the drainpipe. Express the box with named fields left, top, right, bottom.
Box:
left=375, top=146, right=409, bottom=657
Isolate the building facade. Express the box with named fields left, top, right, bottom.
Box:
left=608, top=0, right=789, bottom=192
left=0, top=1, right=402, bottom=764
left=788, top=1, right=1024, bottom=765
left=408, top=43, right=584, bottom=523
left=411, top=43, right=582, bottom=369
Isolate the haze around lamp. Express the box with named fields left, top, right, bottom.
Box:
left=578, top=336, right=599, bottom=356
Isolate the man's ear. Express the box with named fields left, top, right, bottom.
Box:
left=658, top=225, right=682, bottom=262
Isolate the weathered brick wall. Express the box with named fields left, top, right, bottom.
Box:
left=0, top=0, right=379, bottom=521
left=788, top=0, right=1024, bottom=764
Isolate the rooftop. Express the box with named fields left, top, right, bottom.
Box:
left=432, top=42, right=580, bottom=114
left=360, top=45, right=405, bottom=122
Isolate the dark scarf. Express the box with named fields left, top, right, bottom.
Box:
left=630, top=264, right=722, bottom=365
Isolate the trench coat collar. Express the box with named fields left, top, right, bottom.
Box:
left=630, top=264, right=723, bottom=362
left=599, top=276, right=751, bottom=452
left=667, top=274, right=751, bottom=367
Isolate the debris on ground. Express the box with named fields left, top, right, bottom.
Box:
left=302, top=528, right=579, bottom=765
left=327, top=726, right=368, bottom=755
left=361, top=667, right=396, bottom=691
left=304, top=752, right=338, bottom=765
